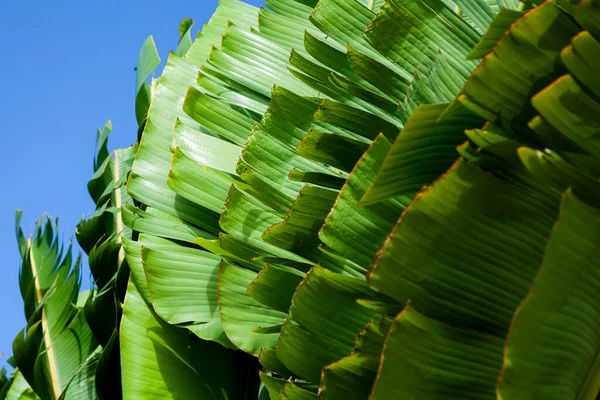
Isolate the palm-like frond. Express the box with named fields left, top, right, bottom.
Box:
left=12, top=213, right=98, bottom=400
left=117, top=0, right=597, bottom=398
left=1, top=369, right=38, bottom=400
left=9, top=0, right=600, bottom=398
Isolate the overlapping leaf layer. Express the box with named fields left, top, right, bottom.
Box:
left=6, top=0, right=600, bottom=399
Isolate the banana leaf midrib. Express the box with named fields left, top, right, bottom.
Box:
left=27, top=239, right=61, bottom=400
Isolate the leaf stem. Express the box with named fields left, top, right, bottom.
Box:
left=113, top=150, right=125, bottom=265
left=30, top=239, right=61, bottom=399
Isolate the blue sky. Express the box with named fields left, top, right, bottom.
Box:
left=0, top=0, right=264, bottom=369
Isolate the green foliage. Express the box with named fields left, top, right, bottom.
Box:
left=12, top=213, right=97, bottom=400
left=6, top=0, right=600, bottom=398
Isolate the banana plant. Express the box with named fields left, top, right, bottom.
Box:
left=116, top=0, right=600, bottom=398
left=362, top=1, right=600, bottom=398
left=0, top=355, right=37, bottom=400
left=11, top=213, right=98, bottom=400
left=115, top=0, right=510, bottom=398
left=6, top=0, right=600, bottom=398
left=0, top=367, right=38, bottom=400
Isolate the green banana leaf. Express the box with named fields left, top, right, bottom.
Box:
left=14, top=0, right=598, bottom=398
left=12, top=213, right=98, bottom=400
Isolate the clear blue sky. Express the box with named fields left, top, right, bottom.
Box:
left=0, top=0, right=264, bottom=369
